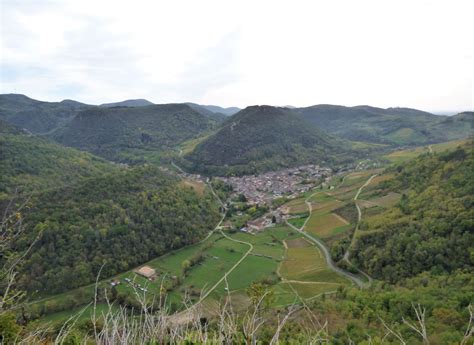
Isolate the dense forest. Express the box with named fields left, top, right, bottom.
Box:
left=351, top=144, right=474, bottom=282
left=0, top=128, right=117, bottom=200
left=0, top=94, right=91, bottom=134
left=51, top=104, right=222, bottom=162
left=14, top=166, right=220, bottom=293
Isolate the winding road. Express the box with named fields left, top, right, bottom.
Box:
left=284, top=172, right=379, bottom=288
left=283, top=174, right=368, bottom=288
left=286, top=219, right=365, bottom=288
left=169, top=167, right=254, bottom=323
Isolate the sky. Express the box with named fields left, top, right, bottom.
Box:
left=1, top=0, right=473, bottom=112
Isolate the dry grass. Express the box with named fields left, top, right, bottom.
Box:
left=367, top=192, right=401, bottom=208
left=181, top=179, right=206, bottom=195
left=280, top=246, right=325, bottom=280
left=305, top=213, right=349, bottom=239
left=286, top=237, right=312, bottom=248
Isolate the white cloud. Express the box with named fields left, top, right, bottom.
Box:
left=1, top=0, right=472, bottom=111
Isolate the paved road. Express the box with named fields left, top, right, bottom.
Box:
left=285, top=220, right=365, bottom=288
left=284, top=173, right=374, bottom=288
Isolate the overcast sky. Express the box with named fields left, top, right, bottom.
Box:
left=1, top=0, right=473, bottom=112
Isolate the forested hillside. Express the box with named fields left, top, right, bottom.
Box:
left=0, top=127, right=117, bottom=201
left=51, top=104, right=220, bottom=162
left=0, top=94, right=91, bottom=134
left=295, top=105, right=472, bottom=145
left=15, top=165, right=220, bottom=293
left=52, top=104, right=222, bottom=163
left=184, top=105, right=354, bottom=175
left=351, top=143, right=473, bottom=282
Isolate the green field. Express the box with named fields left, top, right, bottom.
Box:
left=30, top=226, right=295, bottom=323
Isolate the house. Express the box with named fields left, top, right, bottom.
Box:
left=110, top=280, right=120, bottom=287
left=136, top=266, right=156, bottom=279
left=247, top=217, right=270, bottom=232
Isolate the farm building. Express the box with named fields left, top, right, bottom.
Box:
left=247, top=217, right=271, bottom=232
left=136, top=266, right=156, bottom=279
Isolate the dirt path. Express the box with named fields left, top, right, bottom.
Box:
left=344, top=174, right=377, bottom=260
left=340, top=175, right=377, bottom=283
left=333, top=213, right=349, bottom=225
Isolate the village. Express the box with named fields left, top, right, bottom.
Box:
left=218, top=164, right=331, bottom=205
left=165, top=163, right=334, bottom=235
left=218, top=165, right=333, bottom=234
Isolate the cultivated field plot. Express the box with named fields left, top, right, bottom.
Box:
left=286, top=237, right=312, bottom=248
left=230, top=225, right=291, bottom=258
left=214, top=254, right=278, bottom=295
left=357, top=199, right=378, bottom=209
left=308, top=192, right=336, bottom=204
left=278, top=238, right=349, bottom=299
left=286, top=197, right=308, bottom=214
left=279, top=245, right=325, bottom=280
left=305, top=212, right=351, bottom=239
left=280, top=281, right=341, bottom=299
left=311, top=199, right=343, bottom=215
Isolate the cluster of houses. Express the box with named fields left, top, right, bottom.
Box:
left=219, top=165, right=331, bottom=205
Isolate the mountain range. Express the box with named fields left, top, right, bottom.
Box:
left=1, top=94, right=472, bottom=174
left=294, top=104, right=473, bottom=145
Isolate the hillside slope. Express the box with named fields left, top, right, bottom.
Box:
left=51, top=104, right=220, bottom=162
left=352, top=142, right=474, bottom=282
left=0, top=94, right=91, bottom=134
left=295, top=105, right=472, bottom=145
left=184, top=105, right=353, bottom=175
left=16, top=165, right=220, bottom=293
left=0, top=127, right=117, bottom=201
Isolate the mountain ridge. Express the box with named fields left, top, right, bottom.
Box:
left=183, top=105, right=353, bottom=175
